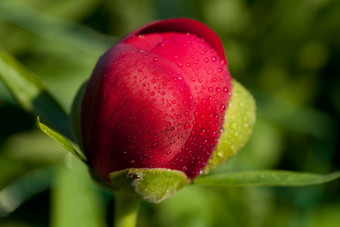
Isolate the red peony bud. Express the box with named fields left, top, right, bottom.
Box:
left=77, top=18, right=236, bottom=185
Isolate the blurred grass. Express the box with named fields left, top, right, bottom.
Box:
left=0, top=0, right=339, bottom=226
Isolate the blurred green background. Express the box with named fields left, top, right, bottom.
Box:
left=0, top=0, right=339, bottom=226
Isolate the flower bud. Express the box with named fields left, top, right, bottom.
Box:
left=72, top=18, right=255, bottom=202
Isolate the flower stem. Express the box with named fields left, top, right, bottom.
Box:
left=114, top=193, right=140, bottom=227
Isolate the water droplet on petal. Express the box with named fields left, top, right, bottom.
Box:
left=199, top=128, right=206, bottom=136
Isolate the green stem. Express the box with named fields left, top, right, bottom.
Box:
left=114, top=193, right=140, bottom=227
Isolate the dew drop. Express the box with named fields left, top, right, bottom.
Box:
left=150, top=91, right=155, bottom=96
left=220, top=104, right=226, bottom=111
left=184, top=123, right=191, bottom=129
left=199, top=128, right=206, bottom=136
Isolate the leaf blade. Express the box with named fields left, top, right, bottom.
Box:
left=37, top=116, right=87, bottom=163
left=194, top=170, right=340, bottom=187
left=0, top=48, right=73, bottom=140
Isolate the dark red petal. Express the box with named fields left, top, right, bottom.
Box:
left=121, top=18, right=227, bottom=63
left=149, top=33, right=232, bottom=178
left=81, top=43, right=196, bottom=181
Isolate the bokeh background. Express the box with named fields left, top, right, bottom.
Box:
left=0, top=0, right=339, bottom=226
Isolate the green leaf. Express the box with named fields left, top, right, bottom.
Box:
left=0, top=48, right=72, bottom=140
left=109, top=168, right=190, bottom=203
left=194, top=170, right=340, bottom=187
left=0, top=1, right=113, bottom=56
left=51, top=158, right=106, bottom=227
left=37, top=116, right=87, bottom=163
left=0, top=167, right=53, bottom=216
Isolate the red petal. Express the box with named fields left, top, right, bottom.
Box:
left=81, top=43, right=196, bottom=181
left=122, top=18, right=227, bottom=63
left=150, top=33, right=232, bottom=178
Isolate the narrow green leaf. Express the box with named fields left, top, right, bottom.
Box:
left=37, top=116, right=87, bottom=164
left=0, top=48, right=72, bottom=139
left=0, top=1, right=113, bottom=56
left=194, top=170, right=340, bottom=187
left=51, top=158, right=105, bottom=227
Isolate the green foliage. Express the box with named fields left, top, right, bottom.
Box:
left=195, top=170, right=340, bottom=187
left=0, top=49, right=72, bottom=140
left=0, top=0, right=339, bottom=226
left=51, top=157, right=106, bottom=227
left=36, top=116, right=87, bottom=163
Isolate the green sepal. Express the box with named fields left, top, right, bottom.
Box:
left=36, top=116, right=88, bottom=164
left=70, top=81, right=87, bottom=153
left=204, top=80, right=256, bottom=173
left=194, top=170, right=340, bottom=187
left=108, top=168, right=190, bottom=203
